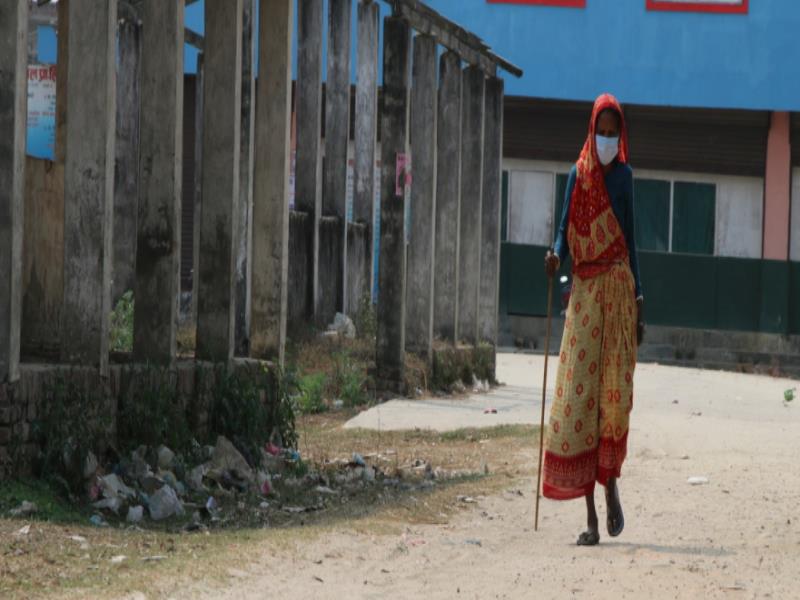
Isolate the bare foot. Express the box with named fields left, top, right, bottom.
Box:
left=605, top=478, right=624, bottom=537
left=577, top=529, right=600, bottom=546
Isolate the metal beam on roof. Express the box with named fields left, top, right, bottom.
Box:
left=384, top=0, right=523, bottom=78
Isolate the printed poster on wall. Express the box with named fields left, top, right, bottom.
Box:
left=27, top=64, right=57, bottom=160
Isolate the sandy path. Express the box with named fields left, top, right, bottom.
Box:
left=173, top=355, right=800, bottom=600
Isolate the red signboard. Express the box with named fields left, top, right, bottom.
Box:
left=487, top=0, right=586, bottom=7
left=646, top=0, right=748, bottom=14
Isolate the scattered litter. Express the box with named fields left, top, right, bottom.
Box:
left=205, top=496, right=218, bottom=512
left=691, top=411, right=702, bottom=417
left=93, top=496, right=123, bottom=515
left=259, top=501, right=270, bottom=509
left=265, top=442, right=281, bottom=457
left=100, top=474, right=136, bottom=501
left=126, top=505, right=144, bottom=524
left=283, top=506, right=308, bottom=514
left=89, top=515, right=108, bottom=527
left=326, top=312, right=356, bottom=339
left=186, top=464, right=207, bottom=492
left=68, top=535, right=87, bottom=544
left=157, top=445, right=176, bottom=471
left=140, top=475, right=165, bottom=495
left=148, top=485, right=185, bottom=521
left=142, top=555, right=167, bottom=562
left=9, top=501, right=38, bottom=517
left=352, top=452, right=366, bottom=467
left=333, top=399, right=344, bottom=409
left=209, top=436, right=254, bottom=484
left=457, top=495, right=478, bottom=504
left=785, top=388, right=795, bottom=403
left=687, top=476, right=709, bottom=486
left=465, top=538, right=482, bottom=547
left=83, top=451, right=99, bottom=479
left=14, top=525, right=31, bottom=537
left=257, top=471, right=273, bottom=496
left=315, top=486, right=339, bottom=495
left=110, top=555, right=127, bottom=565
left=483, top=408, right=497, bottom=414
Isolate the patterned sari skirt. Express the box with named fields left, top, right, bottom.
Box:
left=542, top=262, right=638, bottom=501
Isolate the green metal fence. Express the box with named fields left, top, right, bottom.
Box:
left=499, top=243, right=800, bottom=335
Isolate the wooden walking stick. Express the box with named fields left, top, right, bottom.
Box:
left=534, top=271, right=555, bottom=532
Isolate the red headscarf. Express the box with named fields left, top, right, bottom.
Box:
left=567, top=93, right=630, bottom=276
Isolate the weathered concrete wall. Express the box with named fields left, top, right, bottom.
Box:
left=456, top=66, right=485, bottom=345
left=235, top=0, right=257, bottom=358
left=0, top=0, right=28, bottom=383
left=478, top=77, right=503, bottom=347
left=22, top=160, right=64, bottom=358
left=376, top=17, right=411, bottom=390
left=433, top=51, right=462, bottom=343
left=294, top=0, right=324, bottom=322
left=350, top=0, right=379, bottom=316
left=61, top=0, right=118, bottom=373
left=133, top=0, right=184, bottom=363
left=288, top=211, right=312, bottom=330
left=112, top=19, right=141, bottom=306
left=346, top=222, right=370, bottom=320
left=196, top=0, right=243, bottom=362
left=251, top=0, right=293, bottom=363
left=405, top=34, right=437, bottom=359
left=0, top=358, right=279, bottom=481
left=318, top=216, right=344, bottom=326
left=319, top=0, right=351, bottom=323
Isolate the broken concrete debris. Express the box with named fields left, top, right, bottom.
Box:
left=9, top=501, right=38, bottom=517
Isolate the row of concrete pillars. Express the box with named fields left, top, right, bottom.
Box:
left=0, top=0, right=515, bottom=392
left=291, top=0, right=510, bottom=389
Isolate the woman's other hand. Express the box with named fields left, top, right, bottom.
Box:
left=544, top=250, right=560, bottom=278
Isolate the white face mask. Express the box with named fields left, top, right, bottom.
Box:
left=595, top=134, right=619, bottom=166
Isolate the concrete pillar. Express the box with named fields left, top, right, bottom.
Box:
left=251, top=0, right=293, bottom=363
left=190, top=53, right=204, bottom=325
left=112, top=18, right=141, bottom=305
left=456, top=66, right=485, bottom=345
left=763, top=111, right=791, bottom=260
left=293, top=0, right=324, bottom=321
left=478, top=77, right=504, bottom=347
left=319, top=0, right=352, bottom=325
left=433, top=51, right=462, bottom=343
left=349, top=0, right=379, bottom=316
left=196, top=0, right=243, bottom=362
left=0, top=0, right=28, bottom=383
left=61, top=0, right=117, bottom=373
left=405, top=34, right=437, bottom=359
left=235, top=0, right=256, bottom=356
left=55, top=0, right=69, bottom=165
left=133, top=0, right=184, bottom=363
left=376, top=17, right=411, bottom=390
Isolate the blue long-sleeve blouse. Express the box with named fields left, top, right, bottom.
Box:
left=553, top=162, right=643, bottom=299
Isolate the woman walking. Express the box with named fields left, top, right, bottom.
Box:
left=543, top=93, right=644, bottom=546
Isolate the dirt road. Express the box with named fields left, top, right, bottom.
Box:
left=172, top=354, right=800, bottom=600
